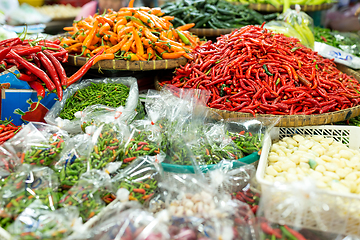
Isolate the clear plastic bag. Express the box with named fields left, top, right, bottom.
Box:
left=109, top=155, right=164, bottom=205
left=70, top=205, right=169, bottom=240
left=121, top=119, right=164, bottom=169
left=80, top=104, right=138, bottom=131
left=0, top=164, right=59, bottom=230
left=280, top=6, right=315, bottom=48
left=45, top=77, right=140, bottom=134
left=5, top=122, right=68, bottom=167
left=152, top=171, right=257, bottom=240
left=86, top=121, right=130, bottom=173
left=314, top=42, right=360, bottom=69
left=59, top=170, right=113, bottom=222
left=257, top=179, right=348, bottom=238
left=264, top=21, right=306, bottom=45
left=53, top=134, right=93, bottom=190
left=0, top=145, right=19, bottom=180
left=7, top=200, right=81, bottom=240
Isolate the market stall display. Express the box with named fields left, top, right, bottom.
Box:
left=1, top=0, right=360, bottom=237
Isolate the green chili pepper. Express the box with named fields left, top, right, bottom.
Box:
left=175, top=29, right=190, bottom=45
left=263, top=64, right=273, bottom=76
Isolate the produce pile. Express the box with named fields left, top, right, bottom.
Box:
left=0, top=34, right=106, bottom=102
left=0, top=119, right=21, bottom=145
left=160, top=25, right=360, bottom=116
left=59, top=83, right=131, bottom=120
left=313, top=26, right=360, bottom=58
left=61, top=6, right=202, bottom=61
left=161, top=0, right=278, bottom=29
left=265, top=134, right=360, bottom=193
left=0, top=37, right=68, bottom=101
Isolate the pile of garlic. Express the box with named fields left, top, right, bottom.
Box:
left=168, top=191, right=228, bottom=219
left=264, top=134, right=360, bottom=194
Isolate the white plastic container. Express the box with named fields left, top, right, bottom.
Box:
left=256, top=125, right=360, bottom=237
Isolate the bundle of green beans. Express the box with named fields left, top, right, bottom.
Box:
left=60, top=83, right=130, bottom=121
left=89, top=123, right=124, bottom=170
left=161, top=0, right=278, bottom=29
left=313, top=26, right=360, bottom=58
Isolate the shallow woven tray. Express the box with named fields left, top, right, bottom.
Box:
left=189, top=28, right=238, bottom=37
left=67, top=55, right=188, bottom=71
left=231, top=2, right=335, bottom=12
left=154, top=64, right=360, bottom=127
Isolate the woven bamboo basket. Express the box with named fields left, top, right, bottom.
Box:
left=189, top=28, right=238, bottom=37
left=67, top=55, right=188, bottom=71
left=154, top=64, right=360, bottom=127
left=230, top=2, right=335, bottom=12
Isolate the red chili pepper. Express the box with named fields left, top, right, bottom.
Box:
left=67, top=48, right=104, bottom=86
left=8, top=50, right=56, bottom=92
left=37, top=52, right=62, bottom=101
left=43, top=50, right=68, bottom=89
left=0, top=47, right=11, bottom=63
left=27, top=81, right=45, bottom=112
left=123, top=156, right=137, bottom=163
left=133, top=188, right=146, bottom=194
left=18, top=73, right=38, bottom=82
left=138, top=142, right=149, bottom=146
left=0, top=38, right=20, bottom=47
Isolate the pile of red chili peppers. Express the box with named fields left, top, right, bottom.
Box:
left=161, top=24, right=360, bottom=116
left=0, top=37, right=104, bottom=103
left=0, top=118, right=21, bottom=145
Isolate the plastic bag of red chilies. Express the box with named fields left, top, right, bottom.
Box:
left=161, top=24, right=360, bottom=116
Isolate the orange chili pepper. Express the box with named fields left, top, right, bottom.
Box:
left=176, top=23, right=195, bottom=31
left=92, top=53, right=114, bottom=65
left=121, top=34, right=134, bottom=52
left=132, top=28, right=144, bottom=56
left=107, top=35, right=128, bottom=54
left=162, top=51, right=185, bottom=59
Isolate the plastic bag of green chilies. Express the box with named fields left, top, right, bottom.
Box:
left=7, top=200, right=81, bottom=240
left=109, top=155, right=164, bottom=205
left=5, top=122, right=68, bottom=168
left=53, top=134, right=93, bottom=190
left=0, top=164, right=60, bottom=230
left=59, top=170, right=113, bottom=222
left=45, top=77, right=140, bottom=135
